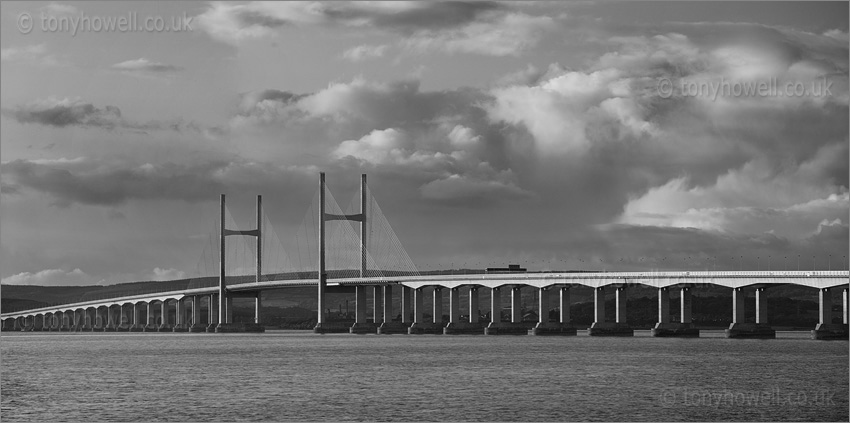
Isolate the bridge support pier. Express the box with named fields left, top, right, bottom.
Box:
left=446, top=285, right=486, bottom=334
left=486, top=286, right=527, bottom=335
left=379, top=285, right=408, bottom=334
left=129, top=303, right=144, bottom=331
left=81, top=309, right=94, bottom=331
left=158, top=300, right=173, bottom=332
left=531, top=286, right=576, bottom=336
left=409, top=287, right=443, bottom=334
left=350, top=286, right=375, bottom=334
left=104, top=306, right=117, bottom=331
left=589, top=286, right=633, bottom=336
left=144, top=302, right=159, bottom=332
left=402, top=286, right=412, bottom=325
left=173, top=299, right=189, bottom=332
left=652, top=287, right=699, bottom=337
left=726, top=287, right=775, bottom=338
left=811, top=287, right=849, bottom=340
left=189, top=296, right=206, bottom=332
left=408, top=287, right=435, bottom=334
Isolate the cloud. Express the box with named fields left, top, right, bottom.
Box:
left=196, top=2, right=552, bottom=56
left=419, top=172, right=532, bottom=204
left=342, top=44, right=389, bottom=61
left=150, top=267, right=187, bottom=281
left=402, top=12, right=555, bottom=56
left=1, top=157, right=316, bottom=207
left=1, top=268, right=96, bottom=286
left=0, top=44, right=67, bottom=67
left=3, top=97, right=123, bottom=129
left=110, top=58, right=184, bottom=75
left=2, top=97, right=223, bottom=135
left=619, top=142, right=849, bottom=240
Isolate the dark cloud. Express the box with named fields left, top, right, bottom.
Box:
left=2, top=98, right=225, bottom=136
left=4, top=100, right=122, bottom=128
left=323, top=1, right=503, bottom=34
left=0, top=158, right=315, bottom=207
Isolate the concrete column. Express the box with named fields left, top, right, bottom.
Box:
left=225, top=296, right=233, bottom=324
left=133, top=303, right=140, bottom=326
left=560, top=286, right=571, bottom=324
left=401, top=286, right=412, bottom=323
left=175, top=300, right=183, bottom=327
left=755, top=288, right=768, bottom=324
left=819, top=288, right=832, bottom=324
left=373, top=286, right=383, bottom=324
left=658, top=288, right=670, bottom=324
left=538, top=288, right=549, bottom=323
left=161, top=301, right=168, bottom=326
left=680, top=287, right=692, bottom=324
left=255, top=292, right=262, bottom=324
left=192, top=296, right=201, bottom=326
left=844, top=288, right=848, bottom=325
left=383, top=285, right=392, bottom=323
left=449, top=287, right=460, bottom=323
left=147, top=303, right=154, bottom=325
left=95, top=308, right=101, bottom=328
left=432, top=287, right=442, bottom=324
left=511, top=286, right=522, bottom=323
left=594, top=286, right=606, bottom=324
left=469, top=286, right=479, bottom=323
left=616, top=286, right=627, bottom=324
left=491, top=287, right=501, bottom=323
left=732, top=288, right=745, bottom=324
left=209, top=295, right=217, bottom=324
left=413, top=288, right=424, bottom=323
left=355, top=286, right=367, bottom=323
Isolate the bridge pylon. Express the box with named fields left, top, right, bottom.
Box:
left=215, top=194, right=264, bottom=333
left=314, top=173, right=367, bottom=334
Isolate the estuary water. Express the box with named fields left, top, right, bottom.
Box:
left=1, top=331, right=847, bottom=422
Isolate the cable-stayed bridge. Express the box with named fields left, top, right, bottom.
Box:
left=2, top=173, right=848, bottom=339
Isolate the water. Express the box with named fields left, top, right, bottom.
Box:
left=2, top=331, right=847, bottom=422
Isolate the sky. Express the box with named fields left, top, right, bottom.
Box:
left=1, top=1, right=848, bottom=286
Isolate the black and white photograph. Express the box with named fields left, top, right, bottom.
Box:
left=1, top=1, right=848, bottom=421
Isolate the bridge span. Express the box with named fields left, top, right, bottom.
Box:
left=2, top=173, right=848, bottom=339
left=2, top=270, right=848, bottom=339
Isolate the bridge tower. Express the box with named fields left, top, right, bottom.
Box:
left=314, top=173, right=367, bottom=333
left=217, top=194, right=264, bottom=333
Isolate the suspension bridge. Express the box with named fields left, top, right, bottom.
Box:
left=2, top=173, right=848, bottom=339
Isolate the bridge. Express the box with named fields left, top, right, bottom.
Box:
left=2, top=173, right=848, bottom=339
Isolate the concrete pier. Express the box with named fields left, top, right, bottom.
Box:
left=350, top=285, right=376, bottom=334
left=651, top=287, right=699, bottom=337
left=726, top=287, right=775, bottom=338
left=811, top=288, right=849, bottom=340
left=486, top=286, right=528, bottom=335
left=158, top=301, right=173, bottom=332
left=531, top=286, right=577, bottom=335
left=172, top=299, right=189, bottom=332
left=445, top=286, right=485, bottom=334
left=379, top=285, right=409, bottom=334
left=408, top=287, right=442, bottom=334
left=189, top=296, right=206, bottom=332
left=589, top=286, right=633, bottom=336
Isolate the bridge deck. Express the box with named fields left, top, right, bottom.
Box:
left=2, top=270, right=847, bottom=318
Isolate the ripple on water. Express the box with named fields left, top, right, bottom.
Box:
left=1, top=332, right=847, bottom=421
